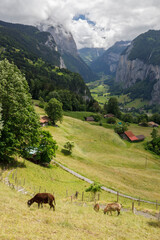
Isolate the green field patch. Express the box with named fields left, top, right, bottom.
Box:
left=0, top=180, right=160, bottom=240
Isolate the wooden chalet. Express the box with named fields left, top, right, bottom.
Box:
left=85, top=116, right=95, bottom=122
left=148, top=121, right=159, bottom=128
left=104, top=113, right=115, bottom=118
left=40, top=116, right=50, bottom=126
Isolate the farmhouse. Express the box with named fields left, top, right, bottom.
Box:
left=148, top=121, right=159, bottom=127
left=124, top=131, right=145, bottom=142
left=85, top=116, right=95, bottom=121
left=104, top=113, right=115, bottom=118
left=40, top=116, right=50, bottom=126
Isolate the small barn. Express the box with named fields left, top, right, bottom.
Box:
left=104, top=113, right=115, bottom=118
left=40, top=116, right=50, bottom=126
left=85, top=116, right=95, bottom=122
left=124, top=131, right=145, bottom=142
left=136, top=135, right=145, bottom=141
left=124, top=131, right=139, bottom=142
left=148, top=121, right=159, bottom=128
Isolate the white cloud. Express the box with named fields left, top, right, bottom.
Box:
left=0, top=0, right=160, bottom=49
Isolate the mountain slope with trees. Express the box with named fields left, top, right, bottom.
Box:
left=78, top=47, right=105, bottom=66
left=0, top=20, right=95, bottom=110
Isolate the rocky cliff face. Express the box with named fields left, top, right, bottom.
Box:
left=78, top=48, right=105, bottom=66
left=116, top=43, right=160, bottom=104
left=39, top=23, right=96, bottom=82
left=42, top=24, right=78, bottom=58
left=90, top=41, right=130, bottom=76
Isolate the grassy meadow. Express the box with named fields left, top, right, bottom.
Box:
left=1, top=179, right=160, bottom=240
left=33, top=104, right=160, bottom=205
left=1, top=104, right=160, bottom=239
left=1, top=160, right=160, bottom=240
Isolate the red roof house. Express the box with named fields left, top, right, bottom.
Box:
left=40, top=116, right=50, bottom=126
left=124, top=131, right=139, bottom=142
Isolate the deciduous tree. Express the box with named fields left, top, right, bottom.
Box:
left=0, top=59, right=40, bottom=161
left=45, top=98, right=63, bottom=125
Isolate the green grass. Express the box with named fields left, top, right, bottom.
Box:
left=63, top=111, right=98, bottom=121
left=33, top=104, right=160, bottom=204
left=0, top=179, right=160, bottom=240
left=87, top=80, right=149, bottom=110
left=42, top=115, right=160, bottom=204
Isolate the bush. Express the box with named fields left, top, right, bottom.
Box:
left=92, top=114, right=102, bottom=122
left=106, top=117, right=116, bottom=124
left=114, top=124, right=128, bottom=134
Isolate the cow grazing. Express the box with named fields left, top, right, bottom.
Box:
left=27, top=193, right=56, bottom=211
left=104, top=203, right=122, bottom=216
left=93, top=203, right=100, bottom=212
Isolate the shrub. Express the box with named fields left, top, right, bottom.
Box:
left=63, top=141, right=74, bottom=154
left=106, top=117, right=116, bottom=124
left=114, top=124, right=128, bottom=134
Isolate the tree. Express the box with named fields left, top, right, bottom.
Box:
left=151, top=128, right=158, bottom=140
left=85, top=182, right=101, bottom=200
left=106, top=117, right=116, bottom=124
left=45, top=98, right=63, bottom=125
left=121, top=113, right=133, bottom=123
left=36, top=131, right=58, bottom=165
left=106, top=97, right=121, bottom=118
left=114, top=124, right=128, bottom=134
left=63, top=141, right=74, bottom=154
left=0, top=59, right=40, bottom=162
left=0, top=103, right=3, bottom=137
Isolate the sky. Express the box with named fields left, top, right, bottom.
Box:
left=0, top=0, right=160, bottom=49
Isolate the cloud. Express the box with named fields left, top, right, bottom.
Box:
left=0, top=0, right=160, bottom=49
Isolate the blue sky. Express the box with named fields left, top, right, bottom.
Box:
left=0, top=0, right=160, bottom=49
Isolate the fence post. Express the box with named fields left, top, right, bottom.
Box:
left=39, top=186, right=41, bottom=193
left=132, top=202, right=135, bottom=214
left=98, top=193, right=100, bottom=201
left=156, top=200, right=158, bottom=210
left=82, top=192, right=84, bottom=201
left=71, top=196, right=72, bottom=203
left=138, top=197, right=140, bottom=206
left=66, top=190, right=68, bottom=197
left=117, top=191, right=119, bottom=202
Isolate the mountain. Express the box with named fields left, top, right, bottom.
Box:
left=78, top=48, right=105, bottom=66
left=0, top=20, right=60, bottom=66
left=39, top=23, right=97, bottom=83
left=0, top=20, right=91, bottom=104
left=116, top=30, right=160, bottom=104
left=90, top=41, right=131, bottom=76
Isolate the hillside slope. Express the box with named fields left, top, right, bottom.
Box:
left=1, top=177, right=160, bottom=240
left=34, top=107, right=160, bottom=202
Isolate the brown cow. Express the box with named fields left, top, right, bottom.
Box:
left=27, top=193, right=56, bottom=211
left=93, top=203, right=100, bottom=212
left=103, top=202, right=122, bottom=216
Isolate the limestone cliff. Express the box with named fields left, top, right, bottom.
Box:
left=116, top=32, right=160, bottom=104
